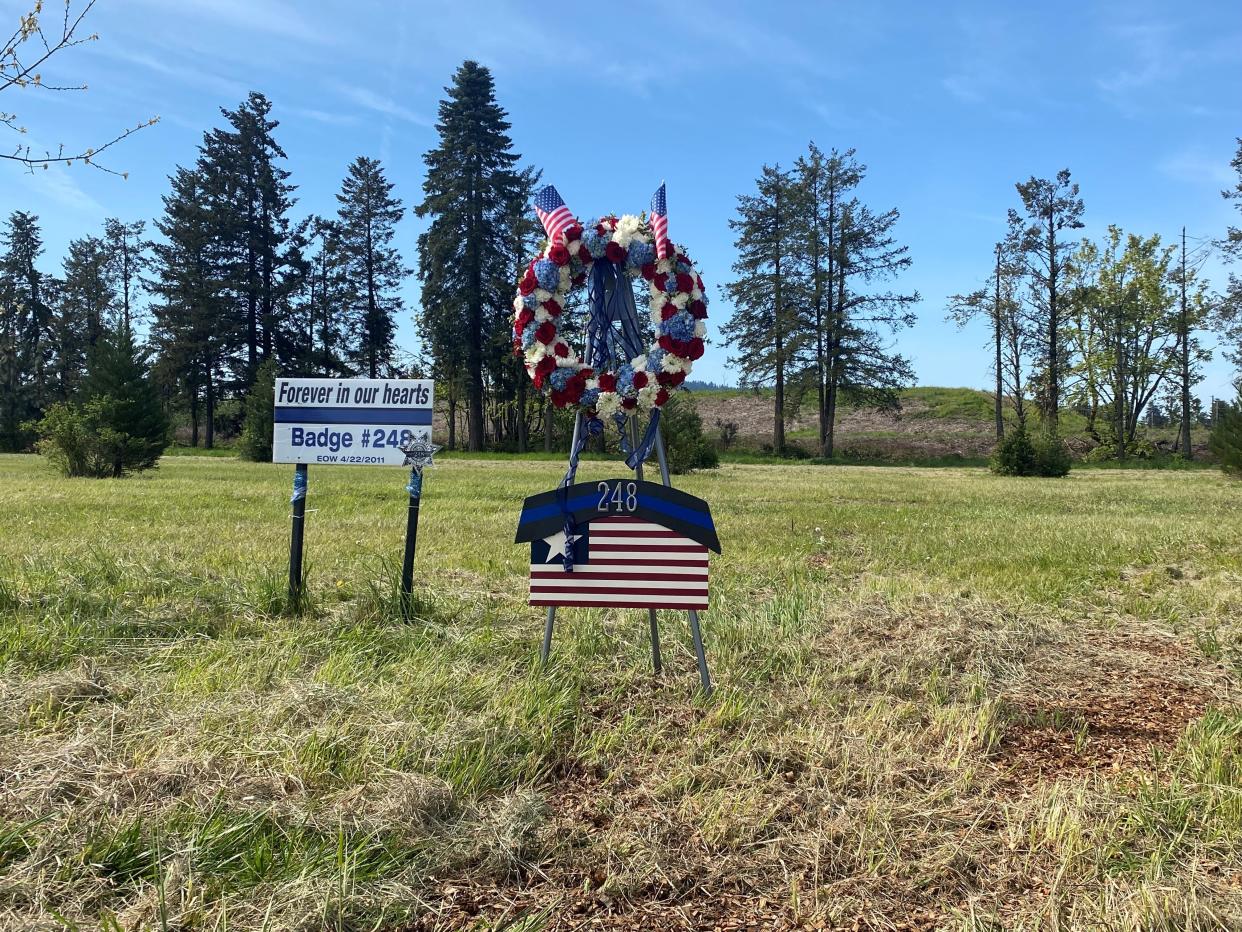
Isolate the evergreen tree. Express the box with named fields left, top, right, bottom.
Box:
left=1220, top=138, right=1242, bottom=372
left=299, top=215, right=353, bottom=376
left=79, top=324, right=169, bottom=476
left=238, top=357, right=278, bottom=461
left=336, top=156, right=408, bottom=378
left=54, top=234, right=113, bottom=399
left=1009, top=169, right=1085, bottom=432
left=1210, top=389, right=1242, bottom=475
left=416, top=61, right=524, bottom=451
left=102, top=218, right=149, bottom=331
left=200, top=92, right=298, bottom=380
left=149, top=166, right=236, bottom=448
left=721, top=163, right=804, bottom=454
left=0, top=211, right=49, bottom=451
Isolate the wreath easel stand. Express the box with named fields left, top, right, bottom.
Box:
left=540, top=331, right=713, bottom=695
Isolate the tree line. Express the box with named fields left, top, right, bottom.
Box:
left=721, top=145, right=918, bottom=457
left=0, top=62, right=557, bottom=455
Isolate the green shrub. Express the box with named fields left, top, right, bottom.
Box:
left=990, top=427, right=1070, bottom=477
left=1210, top=393, right=1242, bottom=476
left=238, top=358, right=278, bottom=462
left=660, top=393, right=719, bottom=475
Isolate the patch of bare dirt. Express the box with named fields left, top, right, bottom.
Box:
left=994, top=630, right=1223, bottom=781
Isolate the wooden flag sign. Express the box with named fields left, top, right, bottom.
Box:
left=515, top=479, right=720, bottom=611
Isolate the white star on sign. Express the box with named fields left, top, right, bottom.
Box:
left=400, top=436, right=441, bottom=470
left=540, top=529, right=577, bottom=562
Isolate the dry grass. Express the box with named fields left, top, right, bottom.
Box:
left=0, top=454, right=1239, bottom=930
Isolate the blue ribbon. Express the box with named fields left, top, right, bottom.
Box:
left=290, top=468, right=307, bottom=504
left=405, top=468, right=423, bottom=498
left=561, top=415, right=604, bottom=489
left=588, top=260, right=644, bottom=372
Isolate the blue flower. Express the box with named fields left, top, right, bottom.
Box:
left=616, top=363, right=635, bottom=394
left=582, top=230, right=609, bottom=258
left=521, top=322, right=537, bottom=348
left=548, top=367, right=573, bottom=391
left=663, top=311, right=695, bottom=341
left=579, top=388, right=600, bottom=410
left=647, top=347, right=666, bottom=372
left=534, top=259, right=560, bottom=292
left=522, top=293, right=539, bottom=309
left=626, top=240, right=654, bottom=269
left=663, top=276, right=679, bottom=295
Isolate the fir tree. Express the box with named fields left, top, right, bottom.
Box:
left=0, top=211, right=49, bottom=451
left=54, top=234, right=113, bottom=399
left=416, top=61, right=524, bottom=451
left=102, top=218, right=149, bottom=331
left=1009, top=170, right=1085, bottom=432
left=336, top=156, right=408, bottom=378
left=721, top=163, right=804, bottom=454
left=299, top=215, right=354, bottom=376
left=1210, top=388, right=1242, bottom=476
left=80, top=324, right=169, bottom=476
left=239, top=357, right=278, bottom=461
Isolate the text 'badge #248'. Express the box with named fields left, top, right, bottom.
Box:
left=272, top=378, right=433, bottom=466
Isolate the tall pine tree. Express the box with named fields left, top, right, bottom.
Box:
left=336, top=156, right=408, bottom=378
left=102, top=218, right=149, bottom=331
left=416, top=61, right=523, bottom=451
left=0, top=211, right=49, bottom=451
left=1009, top=169, right=1085, bottom=433
left=721, top=163, right=804, bottom=454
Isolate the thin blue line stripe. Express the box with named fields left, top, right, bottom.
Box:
left=275, top=407, right=433, bottom=425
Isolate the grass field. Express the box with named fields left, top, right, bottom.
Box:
left=1, top=453, right=1240, bottom=931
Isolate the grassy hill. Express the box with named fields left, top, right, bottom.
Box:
left=692, top=386, right=1209, bottom=464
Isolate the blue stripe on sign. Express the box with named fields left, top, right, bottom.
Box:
left=274, top=407, right=433, bottom=426
left=518, top=493, right=712, bottom=530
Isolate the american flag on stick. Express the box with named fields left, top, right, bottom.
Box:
left=532, top=185, right=577, bottom=244
left=650, top=182, right=672, bottom=259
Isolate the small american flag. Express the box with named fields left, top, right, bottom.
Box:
left=532, top=185, right=576, bottom=244
left=529, top=516, right=709, bottom=610
left=650, top=183, right=671, bottom=259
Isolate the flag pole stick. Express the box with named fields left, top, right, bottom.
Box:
left=654, top=429, right=711, bottom=695
left=631, top=415, right=662, bottom=675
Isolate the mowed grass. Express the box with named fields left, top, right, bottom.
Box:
left=0, top=453, right=1240, bottom=930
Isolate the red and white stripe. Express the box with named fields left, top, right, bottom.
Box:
left=529, top=515, right=709, bottom=610
left=651, top=213, right=671, bottom=260
left=535, top=203, right=575, bottom=244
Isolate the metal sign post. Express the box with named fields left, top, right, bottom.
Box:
left=398, top=436, right=441, bottom=621
left=287, top=463, right=308, bottom=609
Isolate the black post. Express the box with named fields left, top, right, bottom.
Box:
left=400, top=468, right=423, bottom=620
left=288, top=464, right=308, bottom=610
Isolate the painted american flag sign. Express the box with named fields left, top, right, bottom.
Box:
left=515, top=479, right=720, bottom=611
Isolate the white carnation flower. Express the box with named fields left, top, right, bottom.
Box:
left=657, top=258, right=675, bottom=274
left=558, top=266, right=571, bottom=288
left=671, top=292, right=689, bottom=309
left=534, top=288, right=552, bottom=303
left=694, top=320, right=707, bottom=339
left=585, top=378, right=599, bottom=391
left=596, top=392, right=620, bottom=418
left=691, top=287, right=702, bottom=301
left=512, top=296, right=525, bottom=313
left=567, top=239, right=582, bottom=254
left=534, top=306, right=551, bottom=322
left=661, top=353, right=687, bottom=374
left=630, top=354, right=647, bottom=371
left=637, top=384, right=658, bottom=410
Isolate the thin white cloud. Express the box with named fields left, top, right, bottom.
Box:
left=98, top=48, right=249, bottom=100
left=1157, top=148, right=1234, bottom=186
left=332, top=84, right=432, bottom=128
left=290, top=107, right=360, bottom=127
left=126, top=0, right=334, bottom=45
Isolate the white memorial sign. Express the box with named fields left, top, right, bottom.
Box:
left=272, top=378, right=434, bottom=466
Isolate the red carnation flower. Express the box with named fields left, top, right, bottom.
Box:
left=633, top=371, right=649, bottom=389
left=652, top=273, right=668, bottom=292
left=661, top=302, right=678, bottom=321
left=689, top=299, right=707, bottom=319
left=564, top=381, right=584, bottom=404
left=564, top=223, right=583, bottom=243
left=688, top=338, right=705, bottom=360
left=553, top=342, right=569, bottom=358
left=548, top=244, right=570, bottom=267
left=605, top=241, right=626, bottom=264
left=543, top=298, right=562, bottom=317
left=696, top=274, right=704, bottom=291
left=658, top=334, right=675, bottom=353
left=573, top=272, right=587, bottom=287
left=577, top=242, right=593, bottom=262
left=621, top=397, right=637, bottom=410
left=516, top=308, right=534, bottom=330
left=536, top=355, right=557, bottom=376
left=518, top=276, right=536, bottom=296
left=640, top=262, right=656, bottom=280
left=655, top=388, right=670, bottom=407
left=512, top=337, right=522, bottom=354
left=535, top=321, right=556, bottom=344
left=595, top=222, right=608, bottom=236
left=675, top=272, right=694, bottom=293
left=598, top=372, right=617, bottom=392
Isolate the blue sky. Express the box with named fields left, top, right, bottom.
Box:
left=3, top=0, right=1240, bottom=403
